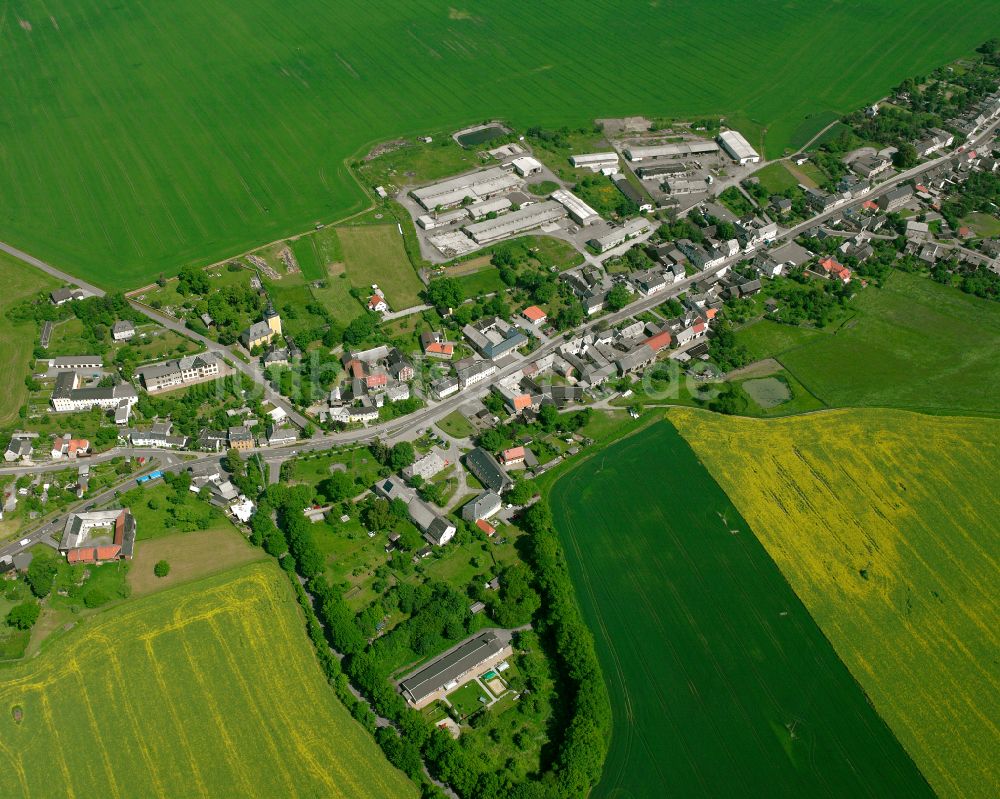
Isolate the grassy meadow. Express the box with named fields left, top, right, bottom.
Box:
left=0, top=253, right=58, bottom=424
left=337, top=224, right=425, bottom=309
left=737, top=272, right=1000, bottom=415
left=549, top=420, right=931, bottom=799
left=0, top=1, right=995, bottom=287
left=671, top=408, right=1000, bottom=799
left=0, top=561, right=417, bottom=799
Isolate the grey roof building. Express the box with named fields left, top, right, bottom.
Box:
left=461, top=491, right=502, bottom=523
left=398, top=630, right=513, bottom=707
left=465, top=447, right=513, bottom=494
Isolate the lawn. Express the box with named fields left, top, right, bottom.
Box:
left=127, top=527, right=266, bottom=597
left=753, top=162, right=800, bottom=194
left=337, top=224, right=425, bottom=309
left=0, top=561, right=417, bottom=798
left=672, top=408, right=1000, bottom=799
left=549, top=420, right=931, bottom=799
left=962, top=211, right=1000, bottom=237
left=1, top=1, right=994, bottom=288
left=451, top=268, right=506, bottom=297
left=0, top=253, right=58, bottom=424
left=436, top=410, right=475, bottom=439
left=738, top=272, right=1000, bottom=415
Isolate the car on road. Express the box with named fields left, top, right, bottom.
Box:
left=18, top=538, right=31, bottom=547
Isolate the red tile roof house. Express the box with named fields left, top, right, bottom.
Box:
left=425, top=341, right=454, bottom=358
left=475, top=518, right=496, bottom=537
left=645, top=330, right=673, bottom=353
left=368, top=293, right=389, bottom=313
left=522, top=306, right=547, bottom=325
left=818, top=257, right=853, bottom=284
left=501, top=446, right=526, bottom=465
left=60, top=508, right=136, bottom=564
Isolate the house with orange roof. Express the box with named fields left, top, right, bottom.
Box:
left=420, top=331, right=454, bottom=359
left=51, top=434, right=90, bottom=460
left=522, top=306, right=547, bottom=325
left=818, top=257, right=853, bottom=284
left=475, top=518, right=496, bottom=537
left=500, top=446, right=526, bottom=466
left=368, top=291, right=389, bottom=313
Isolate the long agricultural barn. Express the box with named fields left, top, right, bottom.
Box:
left=636, top=163, right=689, bottom=179
left=398, top=630, right=513, bottom=708
left=717, top=130, right=761, bottom=165
left=464, top=200, right=566, bottom=244
left=411, top=167, right=520, bottom=210
left=551, top=188, right=601, bottom=225
left=624, top=141, right=719, bottom=161
left=570, top=152, right=620, bottom=171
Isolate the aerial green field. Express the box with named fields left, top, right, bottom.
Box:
left=737, top=272, right=1000, bottom=414
left=337, top=224, right=425, bottom=309
left=0, top=562, right=417, bottom=799
left=549, top=421, right=931, bottom=799
left=0, top=253, right=58, bottom=424
left=672, top=408, right=1000, bottom=799
left=0, top=1, right=996, bottom=287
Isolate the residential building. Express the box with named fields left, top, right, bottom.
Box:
left=878, top=185, right=914, bottom=212
left=111, top=320, right=136, bottom=342
left=461, top=491, right=503, bottom=523
left=456, top=359, right=498, bottom=389
left=137, top=352, right=221, bottom=392
left=500, top=446, right=525, bottom=466
left=197, top=429, right=228, bottom=451
left=462, top=317, right=527, bottom=360
left=51, top=373, right=138, bottom=413
left=398, top=630, right=513, bottom=708
left=522, top=305, right=547, bottom=325
left=465, top=447, right=513, bottom=494
left=403, top=449, right=450, bottom=481
left=4, top=433, right=35, bottom=463
left=129, top=422, right=188, bottom=449
left=432, top=376, right=460, bottom=399
left=228, top=426, right=254, bottom=450
left=367, top=292, right=389, bottom=313
left=50, top=287, right=85, bottom=305
left=421, top=331, right=454, bottom=359
left=267, top=426, right=298, bottom=447
left=60, top=508, right=136, bottom=564
left=851, top=154, right=891, bottom=179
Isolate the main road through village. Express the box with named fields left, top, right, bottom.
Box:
left=1, top=116, right=997, bottom=560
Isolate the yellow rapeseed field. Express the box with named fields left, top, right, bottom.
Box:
left=671, top=408, right=1000, bottom=799
left=0, top=561, right=417, bottom=799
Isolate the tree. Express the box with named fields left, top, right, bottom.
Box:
left=223, top=448, right=245, bottom=476
left=389, top=442, right=416, bottom=472
left=26, top=557, right=57, bottom=598
left=6, top=601, right=40, bottom=630
left=424, top=278, right=463, bottom=313
left=478, top=428, right=506, bottom=453
left=892, top=143, right=918, bottom=169
left=154, top=560, right=171, bottom=578
left=319, top=471, right=355, bottom=503
left=538, top=403, right=559, bottom=432
left=605, top=283, right=630, bottom=312
left=507, top=478, right=535, bottom=506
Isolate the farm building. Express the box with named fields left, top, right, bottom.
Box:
left=588, top=217, right=653, bottom=253
left=570, top=152, right=620, bottom=172
left=466, top=196, right=512, bottom=221
left=613, top=176, right=653, bottom=212
left=398, top=630, right=513, bottom=708
left=60, top=508, right=136, bottom=564
left=551, top=188, right=601, bottom=226
left=463, top=201, right=566, bottom=244
left=465, top=447, right=514, bottom=494
left=624, top=141, right=719, bottom=161
left=717, top=130, right=761, bottom=165
left=411, top=167, right=521, bottom=211
left=510, top=156, right=542, bottom=177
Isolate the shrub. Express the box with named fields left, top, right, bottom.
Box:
left=153, top=560, right=171, bottom=578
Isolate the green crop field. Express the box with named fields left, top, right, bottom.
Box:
left=0, top=254, right=58, bottom=424
left=737, top=272, right=1000, bottom=414
left=673, top=409, right=1000, bottom=799
left=549, top=421, right=931, bottom=799
left=0, top=1, right=995, bottom=288
left=0, top=562, right=417, bottom=799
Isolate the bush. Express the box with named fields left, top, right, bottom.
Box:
left=153, top=560, right=171, bottom=578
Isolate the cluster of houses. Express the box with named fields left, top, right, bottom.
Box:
left=319, top=345, right=413, bottom=425
left=189, top=466, right=256, bottom=524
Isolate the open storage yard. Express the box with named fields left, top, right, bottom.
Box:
left=549, top=420, right=931, bottom=799
left=0, top=0, right=995, bottom=286
left=672, top=408, right=1000, bottom=799
left=0, top=561, right=417, bottom=799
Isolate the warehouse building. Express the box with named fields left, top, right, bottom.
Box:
left=624, top=141, right=719, bottom=161
left=613, top=175, right=653, bottom=212
left=636, top=163, right=689, bottom=180
left=467, top=196, right=513, bottom=221
left=717, top=130, right=761, bottom=165
left=665, top=178, right=709, bottom=195
left=551, top=189, right=601, bottom=226
left=588, top=217, right=653, bottom=253
left=510, top=156, right=542, bottom=177
left=411, top=167, right=521, bottom=210
left=464, top=200, right=565, bottom=244
left=570, top=152, right=620, bottom=172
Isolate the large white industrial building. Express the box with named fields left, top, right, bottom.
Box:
left=464, top=201, right=566, bottom=244
left=551, top=189, right=601, bottom=226
left=588, top=217, right=653, bottom=253
left=624, top=141, right=719, bottom=161
left=411, top=167, right=521, bottom=210
left=717, top=130, right=761, bottom=165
